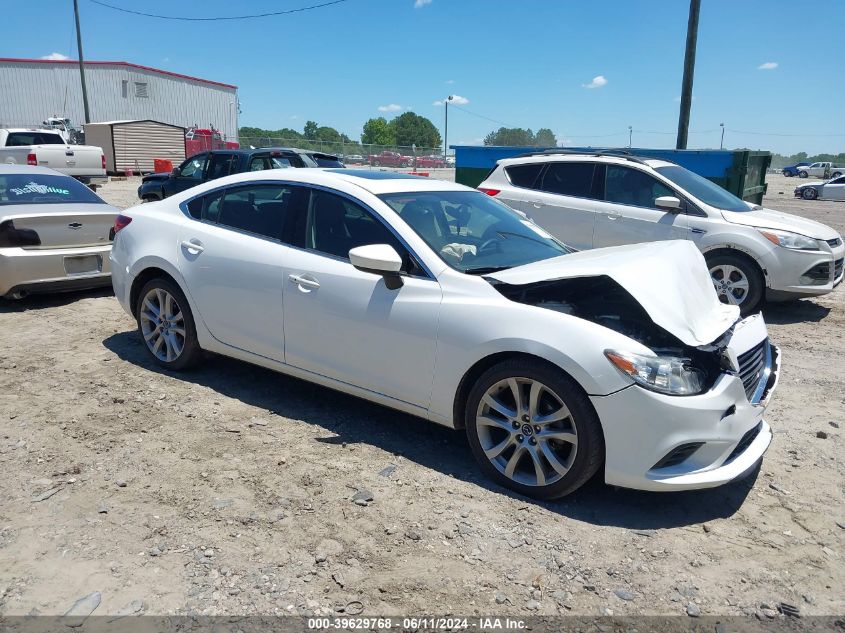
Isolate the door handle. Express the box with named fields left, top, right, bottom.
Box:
left=288, top=274, right=320, bottom=290
left=530, top=200, right=544, bottom=208
left=605, top=213, right=620, bottom=220
left=180, top=239, right=204, bottom=253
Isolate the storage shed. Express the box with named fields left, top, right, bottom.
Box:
left=84, top=120, right=186, bottom=174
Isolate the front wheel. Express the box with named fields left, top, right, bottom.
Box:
left=802, top=187, right=818, bottom=200
left=707, top=253, right=764, bottom=315
left=799, top=170, right=809, bottom=178
left=465, top=359, right=604, bottom=499
left=373, top=160, right=380, bottom=167
left=135, top=278, right=203, bottom=370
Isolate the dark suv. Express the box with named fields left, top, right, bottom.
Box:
left=137, top=148, right=341, bottom=201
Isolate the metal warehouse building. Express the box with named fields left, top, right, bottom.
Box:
left=0, top=58, right=238, bottom=143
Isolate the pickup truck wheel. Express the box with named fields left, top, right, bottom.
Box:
left=401, top=161, right=409, bottom=167
left=802, top=188, right=818, bottom=200
left=706, top=253, right=764, bottom=315
left=833, top=171, right=843, bottom=178
left=798, top=170, right=809, bottom=178
left=373, top=160, right=380, bottom=167
left=465, top=359, right=604, bottom=499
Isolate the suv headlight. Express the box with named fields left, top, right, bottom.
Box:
left=758, top=229, right=819, bottom=251
left=605, top=350, right=705, bottom=396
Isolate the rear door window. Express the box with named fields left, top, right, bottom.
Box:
left=216, top=184, right=304, bottom=241
left=538, top=162, right=596, bottom=198
left=505, top=163, right=544, bottom=189
left=206, top=154, right=239, bottom=180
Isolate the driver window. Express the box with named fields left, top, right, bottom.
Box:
left=180, top=155, right=208, bottom=181
left=605, top=165, right=674, bottom=209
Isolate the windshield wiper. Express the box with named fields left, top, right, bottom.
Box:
left=463, top=265, right=513, bottom=275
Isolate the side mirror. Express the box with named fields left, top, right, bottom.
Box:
left=170, top=167, right=181, bottom=178
left=655, top=196, right=682, bottom=212
left=349, top=244, right=404, bottom=289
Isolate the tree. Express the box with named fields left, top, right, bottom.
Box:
left=361, top=117, right=395, bottom=146
left=315, top=126, right=342, bottom=143
left=303, top=120, right=319, bottom=140
left=534, top=128, right=557, bottom=147
left=390, top=112, right=442, bottom=150
left=484, top=127, right=536, bottom=146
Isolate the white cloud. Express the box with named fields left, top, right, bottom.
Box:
left=290, top=115, right=299, bottom=120
left=758, top=62, right=778, bottom=70
left=445, top=79, right=455, bottom=84
left=582, top=75, right=607, bottom=89
left=433, top=94, right=469, bottom=106
left=41, top=52, right=70, bottom=60
left=377, top=103, right=403, bottom=112
left=414, top=0, right=432, bottom=7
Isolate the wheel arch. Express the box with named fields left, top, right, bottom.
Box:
left=701, top=245, right=768, bottom=286
left=129, top=266, right=181, bottom=318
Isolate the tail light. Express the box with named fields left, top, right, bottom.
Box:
left=0, top=220, right=41, bottom=247
left=113, top=214, right=132, bottom=236
left=101, top=154, right=106, bottom=170
left=478, top=188, right=500, bottom=197
left=26, top=153, right=37, bottom=166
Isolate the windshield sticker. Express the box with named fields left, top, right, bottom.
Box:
left=10, top=181, right=71, bottom=196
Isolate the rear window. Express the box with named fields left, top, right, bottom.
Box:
left=505, top=163, right=544, bottom=189
left=0, top=174, right=104, bottom=205
left=5, top=132, right=65, bottom=146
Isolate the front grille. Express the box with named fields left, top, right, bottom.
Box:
left=835, top=258, right=844, bottom=280
left=724, top=421, right=763, bottom=464
left=802, top=262, right=830, bottom=282
left=652, top=442, right=705, bottom=470
left=737, top=339, right=768, bottom=402
left=827, top=237, right=842, bottom=248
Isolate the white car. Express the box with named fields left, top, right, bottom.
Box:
left=110, top=169, right=780, bottom=498
left=479, top=152, right=844, bottom=313
left=794, top=175, right=845, bottom=201
left=797, top=162, right=844, bottom=179
left=0, top=128, right=107, bottom=187
left=0, top=165, right=118, bottom=298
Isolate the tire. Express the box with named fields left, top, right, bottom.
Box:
left=135, top=277, right=202, bottom=370
left=832, top=171, right=842, bottom=178
left=373, top=160, right=380, bottom=167
left=802, top=187, right=818, bottom=200
left=706, top=252, right=764, bottom=315
left=401, top=161, right=409, bottom=168
left=464, top=359, right=604, bottom=500
left=799, top=171, right=808, bottom=178
left=782, top=170, right=791, bottom=177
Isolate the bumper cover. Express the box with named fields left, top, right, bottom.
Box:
left=1, top=244, right=112, bottom=297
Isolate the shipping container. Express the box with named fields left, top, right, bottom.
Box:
left=84, top=120, right=186, bottom=174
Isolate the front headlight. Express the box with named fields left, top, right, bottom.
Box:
left=605, top=350, right=706, bottom=396
left=758, top=229, right=819, bottom=251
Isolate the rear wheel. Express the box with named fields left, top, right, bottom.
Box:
left=465, top=359, right=604, bottom=499
left=782, top=170, right=791, bottom=177
left=802, top=187, right=818, bottom=200
left=135, top=278, right=202, bottom=370
left=706, top=252, right=764, bottom=315
left=373, top=160, right=381, bottom=167
left=833, top=171, right=843, bottom=178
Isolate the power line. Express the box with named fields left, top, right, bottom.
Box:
left=727, top=128, right=845, bottom=138
left=89, top=0, right=350, bottom=21
left=448, top=104, right=513, bottom=128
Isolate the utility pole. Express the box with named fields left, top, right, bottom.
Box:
left=628, top=126, right=632, bottom=148
left=720, top=122, right=725, bottom=149
left=676, top=0, right=700, bottom=150
left=73, top=0, right=91, bottom=123
left=444, top=95, right=453, bottom=156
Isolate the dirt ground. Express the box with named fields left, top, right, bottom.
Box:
left=0, top=170, right=843, bottom=619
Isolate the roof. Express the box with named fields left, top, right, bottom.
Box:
left=0, top=58, right=237, bottom=90
left=85, top=119, right=186, bottom=129
left=0, top=164, right=64, bottom=176
left=497, top=152, right=671, bottom=169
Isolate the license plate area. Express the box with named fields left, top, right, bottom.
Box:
left=64, top=254, right=101, bottom=275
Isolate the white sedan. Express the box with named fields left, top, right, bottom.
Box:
left=110, top=169, right=780, bottom=498
left=794, top=175, right=845, bottom=201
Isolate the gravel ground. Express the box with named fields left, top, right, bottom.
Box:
left=0, top=169, right=842, bottom=619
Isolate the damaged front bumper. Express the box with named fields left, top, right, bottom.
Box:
left=591, top=315, right=781, bottom=492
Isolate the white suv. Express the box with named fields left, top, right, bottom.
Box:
left=479, top=152, right=844, bottom=314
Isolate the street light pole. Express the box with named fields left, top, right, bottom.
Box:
left=444, top=95, right=453, bottom=157
left=720, top=122, right=725, bottom=149
left=73, top=0, right=91, bottom=124
left=628, top=126, right=632, bottom=149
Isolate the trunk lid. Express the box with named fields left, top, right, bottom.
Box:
left=487, top=240, right=739, bottom=347
left=3, top=203, right=118, bottom=248
left=722, top=207, right=839, bottom=241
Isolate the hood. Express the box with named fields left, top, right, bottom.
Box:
left=487, top=240, right=738, bottom=347
left=141, top=172, right=171, bottom=183
left=721, top=207, right=839, bottom=240
left=796, top=181, right=826, bottom=188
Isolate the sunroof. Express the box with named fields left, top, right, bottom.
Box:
left=330, top=169, right=425, bottom=180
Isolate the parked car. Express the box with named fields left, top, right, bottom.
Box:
left=414, top=155, right=447, bottom=168
left=302, top=152, right=345, bottom=168
left=111, top=168, right=780, bottom=499
left=0, top=165, right=119, bottom=298
left=478, top=151, right=844, bottom=314
left=137, top=148, right=319, bottom=201
left=369, top=151, right=410, bottom=167
left=0, top=128, right=106, bottom=187
left=794, top=175, right=845, bottom=201
left=445, top=156, right=455, bottom=166
left=796, top=162, right=845, bottom=179
left=781, top=162, right=809, bottom=177
left=342, top=154, right=366, bottom=165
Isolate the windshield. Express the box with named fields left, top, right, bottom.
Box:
left=655, top=165, right=751, bottom=212
left=379, top=190, right=571, bottom=273
left=0, top=174, right=105, bottom=206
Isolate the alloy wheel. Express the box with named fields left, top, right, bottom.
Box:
left=802, top=188, right=817, bottom=200
left=710, top=264, right=749, bottom=306
left=139, top=287, right=186, bottom=362
left=475, top=377, right=578, bottom=487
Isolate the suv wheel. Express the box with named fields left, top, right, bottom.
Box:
left=465, top=359, right=604, bottom=499
left=706, top=253, right=764, bottom=315
left=802, top=187, right=818, bottom=200
left=136, top=278, right=202, bottom=370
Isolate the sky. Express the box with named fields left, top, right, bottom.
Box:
left=5, top=0, right=845, bottom=155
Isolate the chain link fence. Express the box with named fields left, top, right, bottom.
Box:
left=238, top=137, right=447, bottom=166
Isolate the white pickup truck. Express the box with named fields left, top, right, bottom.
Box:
left=797, top=162, right=845, bottom=179
left=0, top=129, right=107, bottom=186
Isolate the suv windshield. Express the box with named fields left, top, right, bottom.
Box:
left=379, top=190, right=571, bottom=273
left=0, top=174, right=105, bottom=205
left=655, top=165, right=751, bottom=212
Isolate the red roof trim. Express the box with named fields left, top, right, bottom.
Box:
left=0, top=58, right=237, bottom=90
